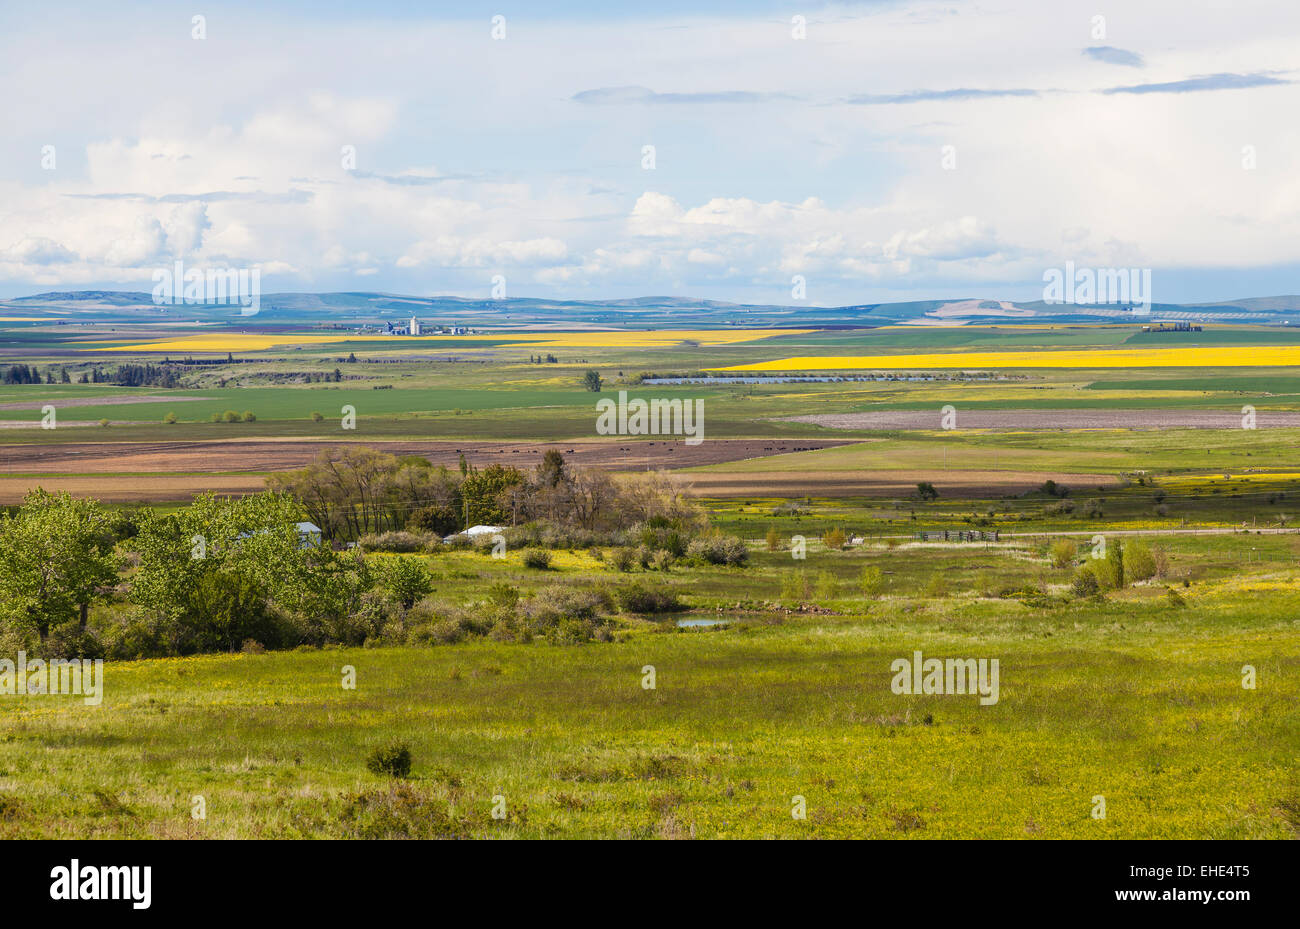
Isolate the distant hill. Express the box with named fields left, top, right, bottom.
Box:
left=4, top=290, right=1300, bottom=327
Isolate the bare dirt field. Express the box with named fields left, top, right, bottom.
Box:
left=787, top=409, right=1300, bottom=430
left=678, top=468, right=1120, bottom=498
left=0, top=438, right=853, bottom=501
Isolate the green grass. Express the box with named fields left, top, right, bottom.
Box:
left=2, top=533, right=1297, bottom=839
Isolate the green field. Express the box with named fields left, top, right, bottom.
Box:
left=3, top=318, right=1300, bottom=840
left=3, top=535, right=1297, bottom=839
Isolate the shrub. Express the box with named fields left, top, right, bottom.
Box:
left=607, top=547, right=635, bottom=572
left=765, top=526, right=780, bottom=552
left=379, top=556, right=434, bottom=609
left=520, top=587, right=615, bottom=642
left=617, top=582, right=684, bottom=614
left=366, top=743, right=413, bottom=778
left=522, top=549, right=552, bottom=570
left=1049, top=539, right=1077, bottom=569
left=686, top=535, right=748, bottom=566
left=1071, top=564, right=1101, bottom=597
left=814, top=570, right=838, bottom=600
left=98, top=418, right=110, bottom=427
left=649, top=549, right=674, bottom=572
left=1125, top=541, right=1157, bottom=582
left=310, top=411, right=324, bottom=422
left=242, top=410, right=256, bottom=423
left=359, top=531, right=429, bottom=553
left=221, top=410, right=242, bottom=423
left=823, top=528, right=846, bottom=550
left=1152, top=544, right=1170, bottom=578
left=163, top=411, right=178, bottom=424
left=859, top=565, right=884, bottom=596
left=781, top=571, right=811, bottom=602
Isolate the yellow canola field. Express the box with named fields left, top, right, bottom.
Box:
left=717, top=346, right=1300, bottom=371
left=91, top=329, right=806, bottom=353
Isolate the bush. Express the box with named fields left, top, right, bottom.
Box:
left=765, top=526, right=780, bottom=552
left=686, top=535, right=748, bottom=566
left=242, top=411, right=256, bottom=423
left=520, top=587, right=615, bottom=642
left=859, top=565, right=884, bottom=596
left=163, top=411, right=178, bottom=424
left=522, top=549, right=552, bottom=570
left=823, top=528, right=846, bottom=550
left=1125, top=541, right=1157, bottom=582
left=781, top=571, right=811, bottom=602
left=359, top=531, right=429, bottom=553
left=607, top=547, right=635, bottom=572
left=366, top=743, right=413, bottom=778
left=310, top=411, right=324, bottom=422
left=617, top=582, right=683, bottom=614
left=1071, top=564, right=1101, bottom=597
left=1152, top=544, right=1170, bottom=578
left=814, top=570, right=838, bottom=600
left=222, top=410, right=242, bottom=423
left=379, top=556, right=434, bottom=609
left=1049, top=539, right=1077, bottom=568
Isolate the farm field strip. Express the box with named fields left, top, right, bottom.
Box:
left=718, top=346, right=1300, bottom=370
left=87, top=329, right=810, bottom=354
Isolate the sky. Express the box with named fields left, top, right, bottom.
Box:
left=0, top=0, right=1297, bottom=306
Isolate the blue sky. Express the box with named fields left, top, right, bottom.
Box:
left=1, top=0, right=1297, bottom=306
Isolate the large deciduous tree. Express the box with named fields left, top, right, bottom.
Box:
left=0, top=489, right=119, bottom=643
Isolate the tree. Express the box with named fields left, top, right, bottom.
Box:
left=380, top=556, right=433, bottom=609
left=163, top=411, right=178, bottom=424
left=538, top=449, right=566, bottom=487
left=916, top=482, right=939, bottom=501
left=0, top=490, right=119, bottom=643
left=129, top=491, right=315, bottom=630
left=582, top=369, right=602, bottom=392
left=1106, top=540, right=1125, bottom=588
left=460, top=464, right=525, bottom=526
